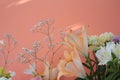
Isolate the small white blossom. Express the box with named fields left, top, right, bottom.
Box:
left=0, top=40, right=6, bottom=46
left=28, top=50, right=35, bottom=54
left=24, top=63, right=37, bottom=76
left=112, top=43, right=120, bottom=59
left=33, top=41, right=41, bottom=48
left=22, top=47, right=28, bottom=52
left=9, top=71, right=16, bottom=77
left=95, top=42, right=115, bottom=65
left=0, top=77, right=11, bottom=80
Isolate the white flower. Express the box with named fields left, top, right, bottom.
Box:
left=0, top=40, right=5, bottom=46
left=22, top=47, right=28, bottom=52
left=112, top=43, right=120, bottom=59
left=33, top=41, right=41, bottom=48
left=24, top=63, right=37, bottom=76
left=0, top=77, right=11, bottom=80
left=22, top=48, right=35, bottom=54
left=9, top=71, right=16, bottom=77
left=28, top=50, right=35, bottom=54
left=96, top=42, right=115, bottom=65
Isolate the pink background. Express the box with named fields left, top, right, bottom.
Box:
left=0, top=0, right=120, bottom=80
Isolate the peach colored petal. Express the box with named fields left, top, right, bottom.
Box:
left=57, top=47, right=86, bottom=79
left=64, top=26, right=88, bottom=57
left=51, top=68, right=58, bottom=80
left=64, top=51, right=72, bottom=61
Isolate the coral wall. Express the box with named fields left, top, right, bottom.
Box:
left=0, top=0, right=120, bottom=80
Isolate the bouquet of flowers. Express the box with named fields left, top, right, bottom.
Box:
left=18, top=19, right=120, bottom=80
left=57, top=26, right=120, bottom=80
left=19, top=19, right=60, bottom=80
left=0, top=34, right=16, bottom=80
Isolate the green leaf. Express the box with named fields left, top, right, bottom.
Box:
left=111, top=52, right=116, bottom=59
left=105, top=71, right=120, bottom=80
left=82, top=63, right=90, bottom=69
left=75, top=77, right=86, bottom=80
left=0, top=67, right=5, bottom=77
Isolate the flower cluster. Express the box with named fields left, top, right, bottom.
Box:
left=1, top=20, right=120, bottom=80
left=19, top=19, right=61, bottom=80
left=0, top=34, right=16, bottom=80
left=20, top=21, right=120, bottom=80
left=58, top=26, right=120, bottom=80
left=88, top=32, right=114, bottom=52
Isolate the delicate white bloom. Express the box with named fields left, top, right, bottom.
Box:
left=28, top=50, right=35, bottom=54
left=33, top=41, right=41, bottom=48
left=112, top=43, right=120, bottom=59
left=0, top=77, right=11, bottom=80
left=22, top=47, right=28, bottom=52
left=36, top=21, right=44, bottom=27
left=31, top=21, right=44, bottom=32
left=9, top=71, right=16, bottom=77
left=96, top=42, right=115, bottom=65
left=31, top=19, right=54, bottom=33
left=0, top=40, right=6, bottom=46
left=24, top=63, right=37, bottom=76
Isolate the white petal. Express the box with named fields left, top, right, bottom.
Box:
left=9, top=71, right=16, bottom=77
left=30, top=63, right=36, bottom=72
left=24, top=69, right=32, bottom=74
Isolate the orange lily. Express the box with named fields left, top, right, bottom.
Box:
left=63, top=26, right=88, bottom=57
left=57, top=47, right=86, bottom=80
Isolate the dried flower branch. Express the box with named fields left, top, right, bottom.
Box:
left=0, top=33, right=16, bottom=79
left=19, top=19, right=62, bottom=80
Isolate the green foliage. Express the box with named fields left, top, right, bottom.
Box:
left=105, top=58, right=120, bottom=80
left=75, top=77, right=86, bottom=80
left=0, top=67, right=11, bottom=78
